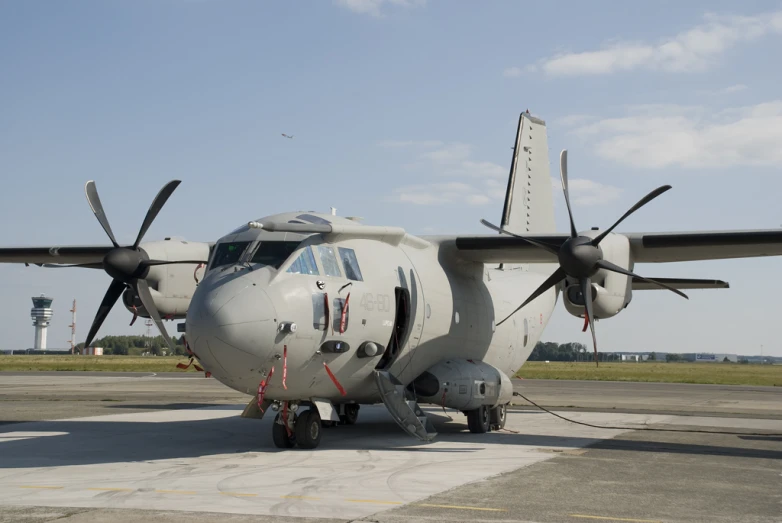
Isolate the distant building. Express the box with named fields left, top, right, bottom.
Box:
left=82, top=347, right=104, bottom=356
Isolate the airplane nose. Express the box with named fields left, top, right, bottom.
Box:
left=187, top=270, right=278, bottom=378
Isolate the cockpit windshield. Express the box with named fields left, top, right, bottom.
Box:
left=209, top=241, right=251, bottom=271
left=250, top=241, right=301, bottom=269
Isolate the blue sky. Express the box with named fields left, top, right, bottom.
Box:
left=2, top=0, right=782, bottom=356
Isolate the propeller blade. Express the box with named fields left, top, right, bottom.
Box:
left=144, top=259, right=208, bottom=267
left=559, top=150, right=578, bottom=238
left=135, top=278, right=177, bottom=353
left=85, top=181, right=119, bottom=248
left=580, top=277, right=598, bottom=367
left=479, top=219, right=560, bottom=255
left=133, top=180, right=182, bottom=249
left=84, top=279, right=126, bottom=349
left=497, top=267, right=566, bottom=326
left=596, top=260, right=689, bottom=299
left=591, top=185, right=672, bottom=246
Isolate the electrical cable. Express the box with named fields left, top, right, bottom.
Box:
left=512, top=392, right=782, bottom=437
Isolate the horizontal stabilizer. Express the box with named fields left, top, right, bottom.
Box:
left=631, top=277, right=729, bottom=290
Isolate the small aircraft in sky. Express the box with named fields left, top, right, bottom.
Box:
left=281, top=133, right=294, bottom=139
left=3, top=111, right=780, bottom=449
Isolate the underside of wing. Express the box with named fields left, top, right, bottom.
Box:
left=451, top=234, right=566, bottom=263
left=0, top=246, right=115, bottom=266
left=631, top=277, right=729, bottom=290
left=627, top=230, right=782, bottom=262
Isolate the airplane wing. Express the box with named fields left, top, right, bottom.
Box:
left=452, top=230, right=782, bottom=264
left=631, top=277, right=729, bottom=290
left=0, top=246, right=115, bottom=266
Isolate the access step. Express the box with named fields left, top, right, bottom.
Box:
left=374, top=370, right=437, bottom=442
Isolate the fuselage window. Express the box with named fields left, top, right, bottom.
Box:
left=317, top=245, right=342, bottom=277
left=209, top=241, right=251, bottom=271
left=287, top=247, right=319, bottom=275
left=250, top=241, right=301, bottom=269
left=338, top=247, right=363, bottom=281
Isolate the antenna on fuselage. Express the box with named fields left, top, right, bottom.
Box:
left=330, top=207, right=337, bottom=216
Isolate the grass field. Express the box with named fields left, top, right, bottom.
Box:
left=515, top=361, right=782, bottom=386
left=0, top=355, right=201, bottom=373
left=1, top=356, right=780, bottom=386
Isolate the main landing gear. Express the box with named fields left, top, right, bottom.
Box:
left=271, top=402, right=361, bottom=449
left=465, top=403, right=507, bottom=434
left=271, top=404, right=322, bottom=449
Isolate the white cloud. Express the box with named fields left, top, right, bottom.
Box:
left=394, top=181, right=495, bottom=206
left=376, top=139, right=443, bottom=148
left=532, top=10, right=782, bottom=76
left=569, top=101, right=782, bottom=169
left=568, top=179, right=623, bottom=206
left=503, top=66, right=522, bottom=78
left=550, top=177, right=622, bottom=207
left=335, top=0, right=425, bottom=17
left=698, top=83, right=748, bottom=96
left=384, top=138, right=510, bottom=205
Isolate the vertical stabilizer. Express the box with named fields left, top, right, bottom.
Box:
left=500, top=113, right=556, bottom=235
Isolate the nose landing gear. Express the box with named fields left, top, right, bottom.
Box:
left=271, top=401, right=323, bottom=449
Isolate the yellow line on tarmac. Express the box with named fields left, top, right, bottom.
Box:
left=346, top=499, right=403, bottom=505
left=88, top=487, right=133, bottom=492
left=281, top=495, right=321, bottom=500
left=221, top=492, right=257, bottom=497
left=570, top=515, right=662, bottom=523
left=154, top=489, right=197, bottom=495
left=414, top=503, right=507, bottom=512
left=19, top=486, right=63, bottom=490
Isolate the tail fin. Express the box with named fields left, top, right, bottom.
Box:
left=500, top=112, right=556, bottom=235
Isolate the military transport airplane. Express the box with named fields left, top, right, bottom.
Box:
left=2, top=112, right=781, bottom=449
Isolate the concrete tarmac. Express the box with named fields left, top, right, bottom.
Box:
left=0, top=373, right=780, bottom=523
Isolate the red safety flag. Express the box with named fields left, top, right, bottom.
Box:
left=282, top=345, right=288, bottom=390
left=257, top=366, right=275, bottom=411
left=339, top=293, right=350, bottom=334
left=323, top=362, right=346, bottom=396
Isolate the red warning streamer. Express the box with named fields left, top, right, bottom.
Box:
left=339, top=293, right=350, bottom=334
left=129, top=305, right=138, bottom=326
left=282, top=345, right=288, bottom=390
left=582, top=310, right=589, bottom=332
left=257, top=366, right=275, bottom=411
left=323, top=362, right=346, bottom=396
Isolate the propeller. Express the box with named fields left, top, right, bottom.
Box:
left=82, top=180, right=207, bottom=352
left=482, top=150, right=688, bottom=366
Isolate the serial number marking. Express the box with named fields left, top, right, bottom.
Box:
left=359, top=292, right=391, bottom=312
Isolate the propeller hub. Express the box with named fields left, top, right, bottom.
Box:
left=102, top=248, right=149, bottom=283
left=558, top=236, right=602, bottom=279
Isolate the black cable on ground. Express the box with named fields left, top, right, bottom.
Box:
left=512, top=392, right=782, bottom=437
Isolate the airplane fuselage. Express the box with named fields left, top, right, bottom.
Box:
left=185, top=213, right=557, bottom=406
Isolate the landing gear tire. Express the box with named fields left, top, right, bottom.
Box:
left=272, top=412, right=296, bottom=449
left=490, top=403, right=507, bottom=431
left=467, top=405, right=491, bottom=434
left=340, top=403, right=359, bottom=425
left=295, top=409, right=322, bottom=449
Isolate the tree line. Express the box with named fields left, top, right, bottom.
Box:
left=78, top=335, right=188, bottom=356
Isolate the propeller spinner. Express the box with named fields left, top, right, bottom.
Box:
left=82, top=180, right=206, bottom=352
left=482, top=150, right=688, bottom=366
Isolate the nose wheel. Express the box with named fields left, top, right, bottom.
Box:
left=271, top=407, right=323, bottom=449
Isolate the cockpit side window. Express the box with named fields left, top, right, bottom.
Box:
left=250, top=241, right=301, bottom=269
left=317, top=245, right=342, bottom=277
left=338, top=247, right=363, bottom=281
left=287, top=247, right=319, bottom=275
left=209, top=241, right=251, bottom=271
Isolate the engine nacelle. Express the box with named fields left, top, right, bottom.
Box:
left=121, top=239, right=211, bottom=320
left=411, top=359, right=514, bottom=411
left=563, top=232, right=633, bottom=320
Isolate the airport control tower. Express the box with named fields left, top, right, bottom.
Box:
left=31, top=294, right=53, bottom=350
